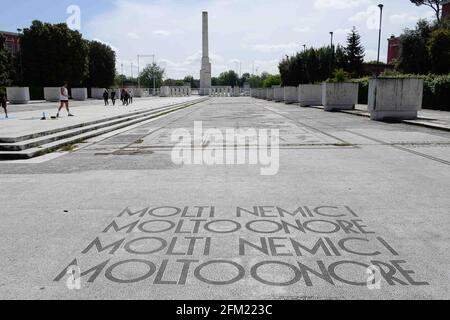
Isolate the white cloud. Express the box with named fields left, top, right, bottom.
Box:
left=152, top=29, right=172, bottom=37
left=84, top=0, right=435, bottom=79
left=293, top=27, right=312, bottom=33
left=126, top=32, right=140, bottom=40
left=389, top=11, right=435, bottom=24
left=314, top=0, right=370, bottom=9
left=246, top=42, right=300, bottom=53
left=334, top=28, right=351, bottom=35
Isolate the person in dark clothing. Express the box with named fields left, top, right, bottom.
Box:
left=121, top=89, right=129, bottom=106
left=111, top=90, right=116, bottom=106
left=103, top=89, right=109, bottom=106
left=0, top=91, right=7, bottom=118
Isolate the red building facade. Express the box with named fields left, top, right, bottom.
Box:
left=0, top=31, right=20, bottom=56
left=443, top=0, right=450, bottom=20
left=387, top=35, right=401, bottom=65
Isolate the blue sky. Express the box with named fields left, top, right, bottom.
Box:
left=0, top=0, right=436, bottom=79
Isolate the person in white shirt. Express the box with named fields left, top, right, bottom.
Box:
left=57, top=82, right=73, bottom=117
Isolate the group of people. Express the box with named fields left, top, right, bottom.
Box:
left=103, top=89, right=134, bottom=106
left=0, top=83, right=138, bottom=120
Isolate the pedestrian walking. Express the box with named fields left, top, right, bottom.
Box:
left=103, top=89, right=110, bottom=106
left=0, top=89, right=7, bottom=119
left=57, top=82, right=73, bottom=117
left=128, top=89, right=133, bottom=104
left=122, top=89, right=129, bottom=106
left=111, top=90, right=116, bottom=106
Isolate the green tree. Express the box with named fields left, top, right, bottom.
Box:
left=428, top=28, right=450, bottom=74
left=238, top=73, right=251, bottom=87
left=262, top=74, right=281, bottom=88
left=87, top=40, right=116, bottom=88
left=397, top=19, right=433, bottom=74
left=345, top=27, right=365, bottom=77
left=21, top=20, right=89, bottom=87
left=0, top=35, right=14, bottom=87
left=217, top=70, right=239, bottom=86
left=139, top=63, right=165, bottom=88
left=410, top=1, right=443, bottom=24
left=183, top=75, right=199, bottom=88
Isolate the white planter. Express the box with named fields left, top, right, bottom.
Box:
left=91, top=88, right=106, bottom=99
left=266, top=88, right=274, bottom=101
left=133, top=88, right=145, bottom=98
left=110, top=88, right=121, bottom=99
left=368, top=78, right=423, bottom=121
left=160, top=86, right=170, bottom=97
left=261, top=89, right=267, bottom=100
left=6, top=87, right=30, bottom=104
left=284, top=87, right=298, bottom=104
left=71, top=88, right=87, bottom=101
left=322, top=82, right=359, bottom=111
left=273, top=87, right=284, bottom=102
left=299, top=84, right=322, bottom=107
left=44, top=87, right=61, bottom=102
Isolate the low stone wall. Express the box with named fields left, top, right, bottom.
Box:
left=6, top=87, right=30, bottom=104
left=284, top=87, right=298, bottom=104
left=299, top=84, right=322, bottom=107
left=322, top=82, right=359, bottom=111
left=368, top=78, right=423, bottom=121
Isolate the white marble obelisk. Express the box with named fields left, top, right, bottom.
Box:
left=200, top=11, right=212, bottom=95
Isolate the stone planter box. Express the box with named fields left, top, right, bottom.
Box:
left=6, top=87, right=30, bottom=104
left=71, top=88, right=87, bottom=101
left=44, top=87, right=61, bottom=102
left=299, top=84, right=322, bottom=107
left=91, top=88, right=106, bottom=99
left=368, top=78, right=423, bottom=121
left=274, top=87, right=284, bottom=102
left=322, top=82, right=359, bottom=111
left=133, top=88, right=142, bottom=98
left=284, top=87, right=298, bottom=104
left=261, top=89, right=267, bottom=100
left=160, top=86, right=170, bottom=97
left=266, top=88, right=274, bottom=101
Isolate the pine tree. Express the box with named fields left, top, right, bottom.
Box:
left=345, top=27, right=365, bottom=77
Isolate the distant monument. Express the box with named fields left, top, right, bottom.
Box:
left=199, top=11, right=212, bottom=96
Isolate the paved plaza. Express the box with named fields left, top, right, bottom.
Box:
left=0, top=97, right=449, bottom=300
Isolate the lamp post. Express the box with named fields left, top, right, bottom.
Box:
left=120, top=63, right=124, bottom=88
left=303, top=44, right=306, bottom=52
left=376, top=4, right=384, bottom=66
left=329, top=31, right=334, bottom=76
left=17, top=28, right=23, bottom=85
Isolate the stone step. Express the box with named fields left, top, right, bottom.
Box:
left=0, top=105, right=180, bottom=152
left=0, top=98, right=207, bottom=160
left=0, top=102, right=190, bottom=143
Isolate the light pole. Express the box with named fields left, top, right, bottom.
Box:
left=303, top=44, right=306, bottom=52
left=376, top=4, right=384, bottom=66
left=329, top=31, right=334, bottom=76
left=137, top=54, right=156, bottom=93
left=17, top=28, right=23, bottom=85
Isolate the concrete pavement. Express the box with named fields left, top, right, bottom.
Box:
left=0, top=97, right=449, bottom=300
